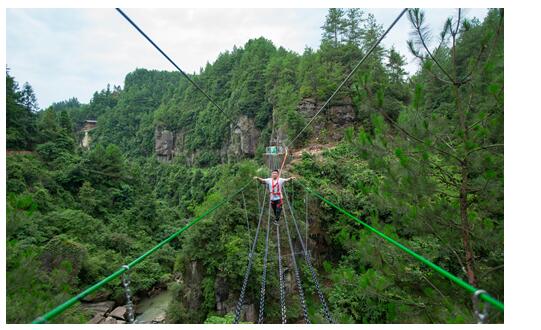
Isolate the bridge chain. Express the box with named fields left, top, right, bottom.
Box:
left=121, top=265, right=135, bottom=324
left=257, top=203, right=272, bottom=323
left=233, top=191, right=268, bottom=324
left=276, top=220, right=287, bottom=324
left=282, top=210, right=310, bottom=323
left=283, top=188, right=335, bottom=323
left=473, top=289, right=490, bottom=324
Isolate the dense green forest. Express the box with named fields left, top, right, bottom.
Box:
left=6, top=8, right=503, bottom=323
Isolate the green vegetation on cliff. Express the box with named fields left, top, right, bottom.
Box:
left=6, top=8, right=503, bottom=324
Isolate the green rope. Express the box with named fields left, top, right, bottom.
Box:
left=31, top=182, right=251, bottom=324
left=295, top=180, right=504, bottom=312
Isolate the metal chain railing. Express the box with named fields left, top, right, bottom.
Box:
left=257, top=204, right=272, bottom=323
left=121, top=265, right=135, bottom=324
left=233, top=192, right=268, bottom=324
left=276, top=218, right=287, bottom=324
left=282, top=210, right=310, bottom=323
left=473, top=289, right=490, bottom=324
left=283, top=188, right=335, bottom=323
left=304, top=190, right=309, bottom=253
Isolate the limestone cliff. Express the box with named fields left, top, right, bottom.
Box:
left=155, top=97, right=356, bottom=163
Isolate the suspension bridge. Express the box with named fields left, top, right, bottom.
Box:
left=31, top=7, right=503, bottom=324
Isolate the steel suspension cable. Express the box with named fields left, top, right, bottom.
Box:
left=295, top=180, right=504, bottom=312
left=257, top=203, right=272, bottom=323
left=32, top=182, right=251, bottom=324
left=115, top=8, right=240, bottom=129
left=287, top=8, right=408, bottom=147
left=282, top=208, right=311, bottom=323
left=241, top=191, right=252, bottom=248
left=233, top=191, right=268, bottom=323
left=305, top=190, right=309, bottom=250
left=276, top=214, right=287, bottom=324
left=283, top=188, right=335, bottom=323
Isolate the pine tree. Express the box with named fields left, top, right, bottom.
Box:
left=387, top=47, right=407, bottom=83
left=343, top=8, right=365, bottom=46
left=6, top=71, right=37, bottom=149
left=59, top=110, right=73, bottom=133
left=348, top=8, right=504, bottom=288
left=20, top=82, right=39, bottom=112
left=321, top=8, right=346, bottom=47
left=361, top=13, right=385, bottom=58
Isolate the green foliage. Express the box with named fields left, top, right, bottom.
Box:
left=6, top=70, right=38, bottom=149
left=204, top=313, right=236, bottom=324
left=5, top=9, right=502, bottom=325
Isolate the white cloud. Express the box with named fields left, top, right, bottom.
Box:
left=7, top=8, right=488, bottom=108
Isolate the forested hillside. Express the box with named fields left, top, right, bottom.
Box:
left=6, top=8, right=503, bottom=324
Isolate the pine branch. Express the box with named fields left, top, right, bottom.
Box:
left=452, top=9, right=462, bottom=36
left=376, top=107, right=462, bottom=163
left=466, top=144, right=504, bottom=156
left=461, top=10, right=504, bottom=84
left=408, top=9, right=456, bottom=84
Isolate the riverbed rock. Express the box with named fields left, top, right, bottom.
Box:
left=87, top=314, right=105, bottom=324
left=109, top=306, right=127, bottom=320
left=81, top=289, right=112, bottom=303
left=152, top=311, right=166, bottom=323
left=82, top=300, right=115, bottom=316
left=99, top=316, right=125, bottom=324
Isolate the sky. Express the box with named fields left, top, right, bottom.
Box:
left=6, top=8, right=488, bottom=109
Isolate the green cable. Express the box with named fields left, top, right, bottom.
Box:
left=295, top=180, right=504, bottom=312
left=31, top=182, right=251, bottom=324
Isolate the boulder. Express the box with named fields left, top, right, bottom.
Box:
left=82, top=301, right=115, bottom=316
left=152, top=311, right=166, bottom=323
left=109, top=306, right=127, bottom=320
left=87, top=314, right=105, bottom=324
left=99, top=316, right=125, bottom=324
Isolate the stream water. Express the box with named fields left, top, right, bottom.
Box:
left=134, top=288, right=174, bottom=324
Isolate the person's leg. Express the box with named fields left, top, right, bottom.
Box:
left=271, top=200, right=280, bottom=224
left=271, top=200, right=277, bottom=217
left=275, top=202, right=282, bottom=222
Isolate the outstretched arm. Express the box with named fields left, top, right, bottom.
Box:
left=253, top=176, right=266, bottom=183
left=283, top=176, right=296, bottom=182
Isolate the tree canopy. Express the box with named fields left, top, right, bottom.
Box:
left=6, top=8, right=503, bottom=324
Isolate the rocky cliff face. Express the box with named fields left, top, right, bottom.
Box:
left=155, top=98, right=355, bottom=163
left=297, top=97, right=356, bottom=142
left=155, top=115, right=260, bottom=164
left=226, top=115, right=261, bottom=159
left=155, top=128, right=175, bottom=162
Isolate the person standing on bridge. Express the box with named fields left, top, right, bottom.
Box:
left=254, top=170, right=296, bottom=225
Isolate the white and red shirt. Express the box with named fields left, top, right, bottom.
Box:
left=264, top=178, right=286, bottom=201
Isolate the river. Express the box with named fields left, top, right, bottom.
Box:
left=134, top=288, right=174, bottom=324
